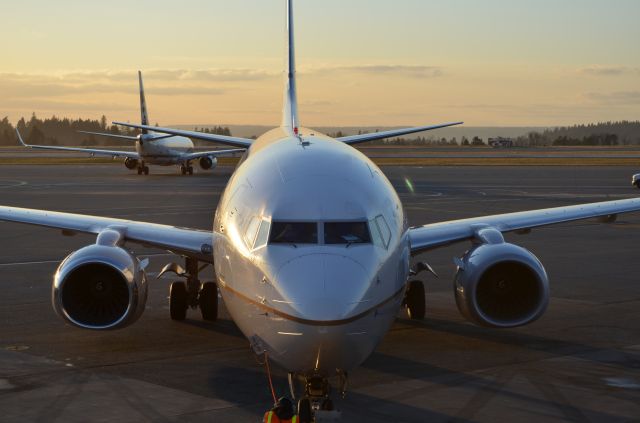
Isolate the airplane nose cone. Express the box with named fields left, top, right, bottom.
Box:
left=275, top=253, right=368, bottom=321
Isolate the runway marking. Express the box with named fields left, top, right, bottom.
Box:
left=0, top=180, right=28, bottom=189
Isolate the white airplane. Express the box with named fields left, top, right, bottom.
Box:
left=2, top=1, right=640, bottom=420
left=16, top=71, right=245, bottom=175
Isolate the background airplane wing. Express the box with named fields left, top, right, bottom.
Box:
left=113, top=122, right=254, bottom=149
left=338, top=122, right=464, bottom=145
left=17, top=130, right=139, bottom=159
left=181, top=148, right=246, bottom=161
left=0, top=206, right=215, bottom=263
left=409, top=198, right=640, bottom=255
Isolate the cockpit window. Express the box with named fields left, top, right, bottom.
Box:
left=254, top=219, right=271, bottom=249
left=375, top=215, right=392, bottom=248
left=243, top=217, right=261, bottom=249
left=269, top=222, right=318, bottom=244
left=324, top=222, right=371, bottom=245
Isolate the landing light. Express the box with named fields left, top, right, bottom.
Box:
left=404, top=178, right=415, bottom=194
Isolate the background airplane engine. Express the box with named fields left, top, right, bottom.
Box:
left=124, top=157, right=139, bottom=170
left=52, top=244, right=148, bottom=330
left=199, top=156, right=217, bottom=170
left=454, top=242, right=549, bottom=328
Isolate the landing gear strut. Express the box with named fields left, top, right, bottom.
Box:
left=162, top=257, right=217, bottom=321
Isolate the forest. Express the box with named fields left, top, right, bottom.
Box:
left=0, top=114, right=232, bottom=147
left=1, top=115, right=638, bottom=148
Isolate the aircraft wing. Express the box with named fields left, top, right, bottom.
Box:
left=338, top=122, right=464, bottom=145
left=0, top=206, right=215, bottom=263
left=181, top=148, right=246, bottom=161
left=17, top=130, right=139, bottom=159
left=113, top=122, right=254, bottom=149
left=409, top=198, right=640, bottom=255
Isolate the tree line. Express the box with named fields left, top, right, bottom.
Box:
left=2, top=115, right=638, bottom=148
left=0, top=114, right=233, bottom=147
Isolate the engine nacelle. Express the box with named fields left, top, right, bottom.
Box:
left=454, top=242, right=549, bottom=328
left=52, top=244, right=148, bottom=330
left=124, top=157, right=139, bottom=170
left=199, top=156, right=217, bottom=170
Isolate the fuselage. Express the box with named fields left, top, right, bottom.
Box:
left=136, top=132, right=194, bottom=166
left=213, top=127, right=410, bottom=374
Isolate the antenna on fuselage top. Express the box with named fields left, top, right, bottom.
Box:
left=281, top=0, right=300, bottom=137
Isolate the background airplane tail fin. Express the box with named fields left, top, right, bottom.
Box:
left=138, top=71, right=150, bottom=134
left=281, top=0, right=300, bottom=135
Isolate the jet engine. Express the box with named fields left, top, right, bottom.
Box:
left=454, top=241, right=549, bottom=328
left=199, top=156, right=217, bottom=170
left=124, top=157, right=139, bottom=170
left=52, top=243, right=148, bottom=330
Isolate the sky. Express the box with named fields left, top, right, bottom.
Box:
left=1, top=0, right=639, bottom=127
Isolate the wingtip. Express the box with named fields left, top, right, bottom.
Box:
left=15, top=128, right=27, bottom=147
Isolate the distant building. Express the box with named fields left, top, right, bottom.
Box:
left=488, top=137, right=514, bottom=148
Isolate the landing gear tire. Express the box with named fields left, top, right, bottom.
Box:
left=297, top=398, right=313, bottom=423
left=406, top=280, right=426, bottom=320
left=636, top=181, right=640, bottom=189
left=180, top=165, right=187, bottom=175
left=143, top=166, right=149, bottom=175
left=137, top=167, right=143, bottom=175
left=188, top=166, right=194, bottom=175
left=199, top=282, right=218, bottom=321
left=170, top=281, right=188, bottom=321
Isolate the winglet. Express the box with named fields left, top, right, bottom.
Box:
left=16, top=129, right=29, bottom=148
left=138, top=71, right=149, bottom=134
left=281, top=0, right=300, bottom=135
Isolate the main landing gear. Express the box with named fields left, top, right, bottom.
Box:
left=180, top=163, right=194, bottom=175
left=137, top=163, right=150, bottom=175
left=286, top=372, right=346, bottom=423
left=404, top=261, right=438, bottom=320
left=159, top=257, right=218, bottom=321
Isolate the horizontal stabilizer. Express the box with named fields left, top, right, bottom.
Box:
left=78, top=131, right=139, bottom=141
left=338, top=122, right=464, bottom=145
left=113, top=122, right=254, bottom=149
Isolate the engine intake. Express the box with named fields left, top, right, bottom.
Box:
left=52, top=244, right=148, bottom=330
left=454, top=242, right=549, bottom=328
left=199, top=156, right=217, bottom=170
left=125, top=157, right=139, bottom=170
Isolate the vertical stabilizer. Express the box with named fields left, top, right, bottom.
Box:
left=138, top=71, right=150, bottom=134
left=281, top=0, right=300, bottom=134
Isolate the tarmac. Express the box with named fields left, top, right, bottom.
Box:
left=1, top=164, right=639, bottom=422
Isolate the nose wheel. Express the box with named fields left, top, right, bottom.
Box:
left=287, top=372, right=345, bottom=423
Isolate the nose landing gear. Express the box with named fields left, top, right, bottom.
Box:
left=288, top=372, right=345, bottom=422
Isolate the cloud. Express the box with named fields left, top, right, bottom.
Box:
left=578, top=66, right=639, bottom=76
left=585, top=91, right=640, bottom=105
left=0, top=68, right=276, bottom=99
left=304, top=65, right=444, bottom=78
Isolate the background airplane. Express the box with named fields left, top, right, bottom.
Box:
left=2, top=1, right=640, bottom=421
left=16, top=71, right=245, bottom=175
